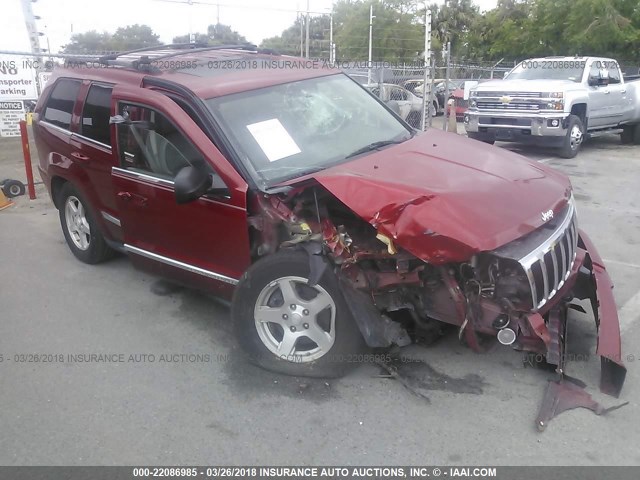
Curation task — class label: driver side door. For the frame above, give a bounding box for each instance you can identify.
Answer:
[110,85,251,297]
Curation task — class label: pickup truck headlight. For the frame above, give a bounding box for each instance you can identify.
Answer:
[470,90,479,98]
[469,99,477,108]
[546,100,564,111]
[547,92,564,99]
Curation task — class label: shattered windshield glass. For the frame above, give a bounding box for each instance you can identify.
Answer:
[206,74,411,187]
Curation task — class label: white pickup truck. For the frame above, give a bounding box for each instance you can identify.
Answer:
[464,56,640,158]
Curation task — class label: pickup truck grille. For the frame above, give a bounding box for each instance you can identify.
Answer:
[492,200,578,311]
[486,91,543,98]
[477,102,540,111]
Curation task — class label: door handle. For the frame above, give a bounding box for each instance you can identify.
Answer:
[133,195,148,207]
[621,89,627,94]
[117,191,133,202]
[603,90,610,94]
[71,151,90,161]
[118,191,147,207]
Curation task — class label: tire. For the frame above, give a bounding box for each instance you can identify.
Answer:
[58,182,113,264]
[406,111,421,129]
[622,124,640,145]
[621,125,634,144]
[467,132,495,145]
[2,180,26,198]
[232,249,366,378]
[558,115,584,159]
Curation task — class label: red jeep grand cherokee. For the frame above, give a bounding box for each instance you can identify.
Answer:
[33,44,625,410]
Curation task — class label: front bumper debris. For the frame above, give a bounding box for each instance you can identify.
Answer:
[534,229,627,429]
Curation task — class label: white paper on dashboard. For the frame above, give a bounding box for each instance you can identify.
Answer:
[246,118,301,162]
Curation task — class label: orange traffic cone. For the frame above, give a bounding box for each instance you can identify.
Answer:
[0,189,14,211]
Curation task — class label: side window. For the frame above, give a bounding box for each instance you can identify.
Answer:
[43,79,81,130]
[609,66,621,84]
[81,84,112,146]
[588,62,600,81]
[390,88,407,101]
[117,103,215,182]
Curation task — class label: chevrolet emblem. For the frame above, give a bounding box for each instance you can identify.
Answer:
[500,95,512,104]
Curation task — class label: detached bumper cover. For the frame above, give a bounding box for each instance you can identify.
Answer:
[579,229,627,397]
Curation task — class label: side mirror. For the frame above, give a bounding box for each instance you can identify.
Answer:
[174,165,212,204]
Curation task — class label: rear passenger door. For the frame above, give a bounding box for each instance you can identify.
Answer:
[110,85,251,296]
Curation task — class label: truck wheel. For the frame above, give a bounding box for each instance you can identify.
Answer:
[232,249,366,378]
[2,180,26,198]
[58,183,113,264]
[558,115,584,159]
[467,132,495,145]
[622,124,640,145]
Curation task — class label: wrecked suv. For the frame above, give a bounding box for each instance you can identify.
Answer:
[33,45,625,416]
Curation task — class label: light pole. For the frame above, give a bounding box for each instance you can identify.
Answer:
[421,6,432,130]
[367,4,374,84]
[305,0,310,58]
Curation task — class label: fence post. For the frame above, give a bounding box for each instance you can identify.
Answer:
[19,120,37,200]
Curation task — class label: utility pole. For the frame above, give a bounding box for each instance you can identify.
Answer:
[299,12,304,57]
[21,0,42,56]
[305,0,310,58]
[443,41,451,131]
[329,12,334,65]
[421,6,432,130]
[367,4,374,84]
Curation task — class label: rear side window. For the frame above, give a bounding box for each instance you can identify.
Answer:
[43,79,81,130]
[81,84,112,146]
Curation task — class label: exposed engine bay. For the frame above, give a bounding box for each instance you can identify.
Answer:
[248,183,627,430]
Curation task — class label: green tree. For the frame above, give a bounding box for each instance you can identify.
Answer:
[173,23,248,46]
[333,0,424,62]
[63,24,161,53]
[109,24,161,51]
[62,31,114,54]
[261,15,331,57]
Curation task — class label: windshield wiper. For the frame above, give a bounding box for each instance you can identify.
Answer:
[345,134,413,160]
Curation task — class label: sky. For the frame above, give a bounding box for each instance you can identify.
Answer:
[0,0,498,54]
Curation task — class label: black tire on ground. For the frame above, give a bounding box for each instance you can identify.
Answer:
[621,125,634,144]
[406,111,421,129]
[58,182,113,264]
[621,123,640,145]
[558,115,585,159]
[467,132,495,145]
[2,179,26,198]
[232,249,367,378]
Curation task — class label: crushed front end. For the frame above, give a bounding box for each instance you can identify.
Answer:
[250,184,626,429]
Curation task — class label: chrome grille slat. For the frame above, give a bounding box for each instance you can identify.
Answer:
[492,199,578,311]
[550,244,559,297]
[559,236,568,282]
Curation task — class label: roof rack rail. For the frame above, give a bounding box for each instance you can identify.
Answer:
[94,43,262,71]
[98,42,210,62]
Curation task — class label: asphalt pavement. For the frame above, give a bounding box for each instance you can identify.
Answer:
[1,131,639,466]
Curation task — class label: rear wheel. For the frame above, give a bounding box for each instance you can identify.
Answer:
[232,250,366,377]
[621,124,640,145]
[558,115,584,158]
[58,183,113,264]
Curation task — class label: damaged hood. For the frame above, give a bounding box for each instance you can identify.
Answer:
[311,129,571,263]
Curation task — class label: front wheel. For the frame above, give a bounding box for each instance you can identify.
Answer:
[232,250,366,377]
[558,115,584,159]
[58,183,113,264]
